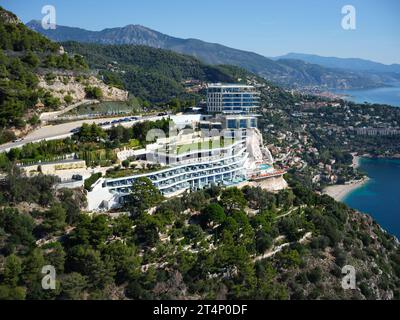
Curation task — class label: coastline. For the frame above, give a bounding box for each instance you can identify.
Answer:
[351,153,361,169]
[323,177,369,202]
[323,154,367,202]
[332,84,400,107]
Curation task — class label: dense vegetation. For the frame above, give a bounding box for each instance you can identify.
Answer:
[0,170,399,300]
[0,7,88,143]
[0,5,300,143]
[62,41,296,107]
[1,120,171,168]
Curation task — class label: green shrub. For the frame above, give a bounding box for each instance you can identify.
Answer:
[0,130,16,144]
[28,115,40,126]
[64,95,73,104]
[84,173,102,191]
[85,86,103,100]
[307,267,322,284]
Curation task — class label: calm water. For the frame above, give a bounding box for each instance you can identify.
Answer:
[333,85,400,107]
[344,158,400,238]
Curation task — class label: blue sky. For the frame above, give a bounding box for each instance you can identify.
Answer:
[1,0,399,64]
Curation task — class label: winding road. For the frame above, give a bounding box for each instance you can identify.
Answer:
[0,114,201,153]
[0,115,164,153]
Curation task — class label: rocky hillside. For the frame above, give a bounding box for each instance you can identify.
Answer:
[0,7,127,144]
[269,204,400,300]
[37,74,128,104]
[0,168,399,300]
[0,7,21,24]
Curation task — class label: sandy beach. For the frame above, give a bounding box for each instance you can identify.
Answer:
[323,177,369,202]
[323,154,368,202]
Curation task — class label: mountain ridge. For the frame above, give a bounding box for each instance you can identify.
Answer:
[26,20,399,90]
[60,41,298,106]
[275,52,400,74]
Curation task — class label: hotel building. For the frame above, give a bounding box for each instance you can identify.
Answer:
[88,84,279,211]
[207,83,260,115]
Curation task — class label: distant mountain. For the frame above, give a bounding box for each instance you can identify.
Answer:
[26,20,398,89]
[275,53,400,74]
[0,6,294,140]
[26,20,287,75]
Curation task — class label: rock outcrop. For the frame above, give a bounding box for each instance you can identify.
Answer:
[0,7,21,25]
[37,74,129,105]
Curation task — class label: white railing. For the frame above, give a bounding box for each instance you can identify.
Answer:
[107,154,249,191]
[106,148,248,184]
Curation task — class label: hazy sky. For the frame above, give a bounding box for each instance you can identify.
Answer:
[1,0,399,64]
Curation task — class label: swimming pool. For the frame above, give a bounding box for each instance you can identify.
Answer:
[259,164,272,170]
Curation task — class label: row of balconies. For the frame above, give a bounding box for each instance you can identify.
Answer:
[155,167,244,194]
[110,166,245,196]
[154,164,241,189]
[106,152,248,189]
[107,158,246,193]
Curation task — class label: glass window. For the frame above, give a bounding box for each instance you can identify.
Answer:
[227,119,237,129]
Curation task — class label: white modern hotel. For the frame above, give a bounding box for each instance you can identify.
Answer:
[88,84,279,211]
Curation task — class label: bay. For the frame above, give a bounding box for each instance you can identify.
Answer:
[344,158,400,239]
[333,84,400,107]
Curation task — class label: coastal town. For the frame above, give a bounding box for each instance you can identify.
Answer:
[258,96,400,198]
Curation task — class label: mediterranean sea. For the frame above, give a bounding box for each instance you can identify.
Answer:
[333,84,400,107]
[343,158,400,239]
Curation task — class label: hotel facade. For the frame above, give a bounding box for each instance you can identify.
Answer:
[88,84,279,211]
[206,83,260,115]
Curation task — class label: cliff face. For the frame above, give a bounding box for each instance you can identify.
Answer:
[37,74,129,104]
[267,209,400,300]
[0,5,129,142]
